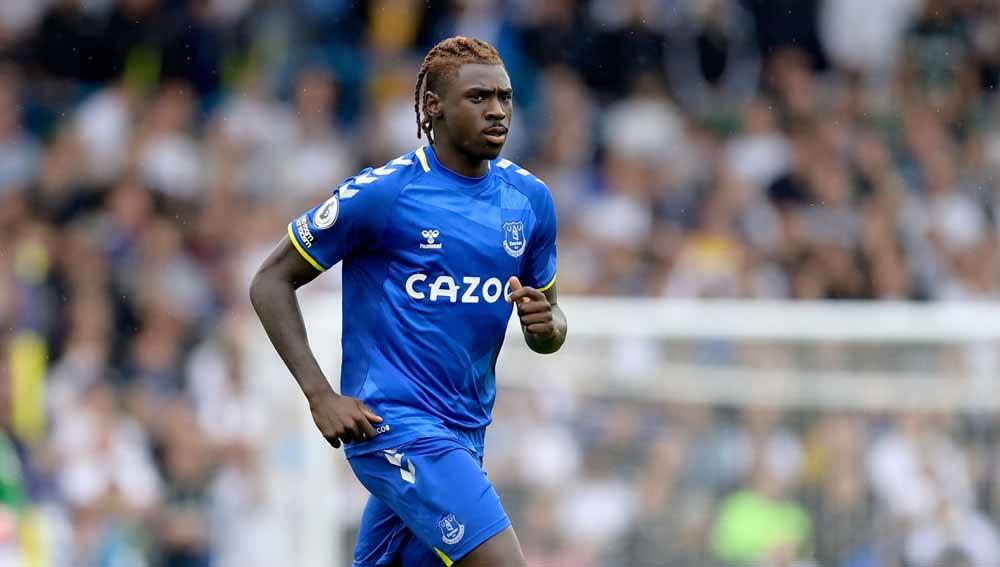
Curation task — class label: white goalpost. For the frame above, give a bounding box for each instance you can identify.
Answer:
[243,295,1000,566]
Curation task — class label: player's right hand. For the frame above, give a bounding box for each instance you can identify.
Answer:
[308,392,383,449]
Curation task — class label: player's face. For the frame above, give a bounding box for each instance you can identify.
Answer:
[440,63,512,160]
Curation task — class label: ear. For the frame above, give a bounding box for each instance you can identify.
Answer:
[424,90,442,119]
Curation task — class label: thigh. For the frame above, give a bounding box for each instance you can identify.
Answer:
[454,525,526,567]
[348,437,512,566]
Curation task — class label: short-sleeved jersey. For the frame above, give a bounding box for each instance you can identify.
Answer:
[288,145,557,457]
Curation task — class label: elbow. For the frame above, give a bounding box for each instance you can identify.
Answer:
[250,266,299,314]
[250,256,305,305]
[249,270,270,313]
[537,339,565,355]
[531,344,560,355]
[528,327,566,355]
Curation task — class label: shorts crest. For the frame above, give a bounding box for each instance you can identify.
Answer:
[438,513,465,545]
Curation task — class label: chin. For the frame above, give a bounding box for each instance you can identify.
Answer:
[478,142,505,159]
[458,139,504,161]
[482,146,504,160]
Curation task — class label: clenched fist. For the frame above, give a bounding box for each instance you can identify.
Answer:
[506,276,557,338]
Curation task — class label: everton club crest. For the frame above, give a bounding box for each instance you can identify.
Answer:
[438,513,465,545]
[502,221,526,258]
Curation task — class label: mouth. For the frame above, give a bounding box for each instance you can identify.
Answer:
[482,126,508,145]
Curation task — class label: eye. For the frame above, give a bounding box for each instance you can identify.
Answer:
[500,93,512,103]
[469,94,484,103]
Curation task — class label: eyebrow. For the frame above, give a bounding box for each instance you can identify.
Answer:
[465,86,513,94]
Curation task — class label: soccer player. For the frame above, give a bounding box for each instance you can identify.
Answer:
[249,36,566,567]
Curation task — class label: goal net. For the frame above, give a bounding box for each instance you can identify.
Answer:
[245,296,1000,567]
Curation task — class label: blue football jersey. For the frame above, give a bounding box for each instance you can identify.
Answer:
[287,145,557,456]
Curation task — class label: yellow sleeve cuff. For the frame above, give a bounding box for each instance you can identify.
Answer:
[287,223,326,272]
[537,273,557,292]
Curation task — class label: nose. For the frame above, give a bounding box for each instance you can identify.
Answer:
[485,96,506,121]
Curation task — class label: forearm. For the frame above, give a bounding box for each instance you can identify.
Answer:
[249,273,333,399]
[524,304,566,354]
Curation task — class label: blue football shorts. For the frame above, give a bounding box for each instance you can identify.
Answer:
[348,434,511,566]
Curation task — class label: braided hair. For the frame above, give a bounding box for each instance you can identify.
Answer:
[414,36,503,144]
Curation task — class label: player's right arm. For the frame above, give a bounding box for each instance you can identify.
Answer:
[249,237,382,448]
[250,167,401,448]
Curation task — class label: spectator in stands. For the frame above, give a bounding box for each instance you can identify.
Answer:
[802,415,877,567]
[710,455,813,566]
[0,67,37,197]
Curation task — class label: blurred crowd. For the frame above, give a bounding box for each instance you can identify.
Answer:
[481,394,1000,567]
[3,0,1000,565]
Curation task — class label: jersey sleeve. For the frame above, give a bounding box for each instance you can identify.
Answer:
[287,168,399,271]
[522,189,558,291]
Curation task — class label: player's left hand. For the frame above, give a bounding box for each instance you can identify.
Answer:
[506,276,556,337]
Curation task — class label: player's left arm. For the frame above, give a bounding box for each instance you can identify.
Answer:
[507,184,566,354]
[507,276,566,354]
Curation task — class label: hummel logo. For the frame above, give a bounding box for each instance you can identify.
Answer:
[420,229,442,250]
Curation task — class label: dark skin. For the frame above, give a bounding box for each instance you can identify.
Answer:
[425,63,513,176]
[250,62,565,567]
[249,247,381,449]
[425,63,566,354]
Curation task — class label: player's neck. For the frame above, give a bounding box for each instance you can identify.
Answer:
[431,140,489,178]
